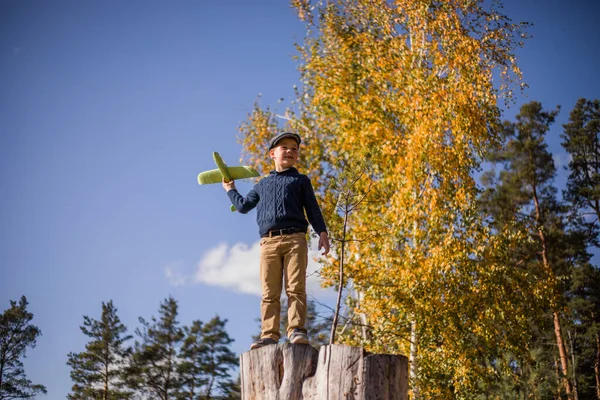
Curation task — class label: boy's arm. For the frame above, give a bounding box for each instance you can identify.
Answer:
[223,180,259,214]
[302,178,330,255]
[302,178,327,234]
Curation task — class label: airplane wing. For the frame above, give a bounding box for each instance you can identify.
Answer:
[228,166,260,180]
[197,166,259,185]
[197,169,223,185]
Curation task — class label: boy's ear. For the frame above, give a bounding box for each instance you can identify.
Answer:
[269,149,275,159]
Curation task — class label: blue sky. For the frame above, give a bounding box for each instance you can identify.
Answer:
[1,1,599,398]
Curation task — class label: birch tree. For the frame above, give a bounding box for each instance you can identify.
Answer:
[238,0,540,396]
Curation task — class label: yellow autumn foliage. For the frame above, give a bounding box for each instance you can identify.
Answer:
[239,1,547,397]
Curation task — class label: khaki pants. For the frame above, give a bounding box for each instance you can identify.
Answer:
[259,232,308,341]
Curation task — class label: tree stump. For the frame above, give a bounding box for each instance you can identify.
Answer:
[239,344,408,399]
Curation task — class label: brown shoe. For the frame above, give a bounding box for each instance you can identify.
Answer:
[250,337,277,350]
[289,329,309,345]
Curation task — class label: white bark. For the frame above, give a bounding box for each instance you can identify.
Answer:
[409,318,419,399]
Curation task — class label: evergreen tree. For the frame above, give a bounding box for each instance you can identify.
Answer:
[66,300,132,400]
[480,101,579,398]
[562,98,600,399]
[220,375,241,400]
[126,297,183,400]
[177,321,209,400]
[0,296,46,400]
[177,316,239,400]
[304,300,332,348]
[561,98,600,247]
[565,260,600,400]
[475,347,558,400]
[198,317,237,399]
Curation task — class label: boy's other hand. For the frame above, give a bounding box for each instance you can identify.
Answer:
[222,179,236,192]
[318,232,330,256]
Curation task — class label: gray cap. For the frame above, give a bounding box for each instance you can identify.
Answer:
[268,132,301,150]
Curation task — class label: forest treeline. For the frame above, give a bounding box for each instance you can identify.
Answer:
[0,295,333,400]
[1,296,241,400]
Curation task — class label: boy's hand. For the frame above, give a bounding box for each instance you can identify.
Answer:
[222,179,236,192]
[318,232,330,256]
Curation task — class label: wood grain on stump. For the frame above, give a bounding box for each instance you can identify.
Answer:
[240,344,408,399]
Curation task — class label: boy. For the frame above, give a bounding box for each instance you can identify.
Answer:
[222,132,330,349]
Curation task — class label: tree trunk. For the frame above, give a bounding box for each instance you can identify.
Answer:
[104,361,109,400]
[356,290,369,341]
[567,330,579,400]
[409,318,419,400]
[240,344,408,399]
[532,181,573,398]
[553,311,573,398]
[595,331,600,400]
[330,206,349,345]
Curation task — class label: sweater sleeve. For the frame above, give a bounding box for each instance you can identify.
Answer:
[227,188,259,214]
[302,177,327,235]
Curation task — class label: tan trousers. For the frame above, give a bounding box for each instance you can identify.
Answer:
[259,232,308,341]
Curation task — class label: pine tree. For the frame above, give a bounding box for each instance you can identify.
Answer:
[198,317,237,399]
[220,375,241,400]
[304,300,332,348]
[480,101,577,398]
[561,97,600,400]
[475,347,558,400]
[178,317,238,400]
[126,296,183,400]
[66,300,132,400]
[177,320,209,400]
[0,296,46,400]
[561,98,600,247]
[566,259,600,400]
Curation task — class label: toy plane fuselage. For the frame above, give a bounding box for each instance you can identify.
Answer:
[197,152,260,185]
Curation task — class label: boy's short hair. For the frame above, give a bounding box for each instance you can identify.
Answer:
[269,132,301,150]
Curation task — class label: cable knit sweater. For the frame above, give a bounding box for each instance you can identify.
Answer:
[227,167,327,238]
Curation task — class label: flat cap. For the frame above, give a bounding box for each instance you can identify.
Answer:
[268,132,301,150]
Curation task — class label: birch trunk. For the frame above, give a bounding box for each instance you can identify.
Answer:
[409,319,419,399]
[356,290,369,341]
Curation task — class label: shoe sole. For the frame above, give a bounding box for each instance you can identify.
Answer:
[250,341,276,350]
[290,336,309,345]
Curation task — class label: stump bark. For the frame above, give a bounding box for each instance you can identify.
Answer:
[240,344,408,399]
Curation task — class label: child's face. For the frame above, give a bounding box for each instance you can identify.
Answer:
[270,137,299,171]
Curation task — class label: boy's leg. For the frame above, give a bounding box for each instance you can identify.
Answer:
[282,233,308,339]
[259,237,283,341]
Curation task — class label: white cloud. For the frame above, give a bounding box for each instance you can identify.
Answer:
[194,241,262,295]
[192,237,332,298]
[553,152,572,170]
[165,262,186,286]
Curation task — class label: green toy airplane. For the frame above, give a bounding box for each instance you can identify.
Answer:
[197,152,260,211]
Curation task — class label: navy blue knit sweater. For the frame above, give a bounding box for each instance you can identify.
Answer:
[227,167,327,238]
